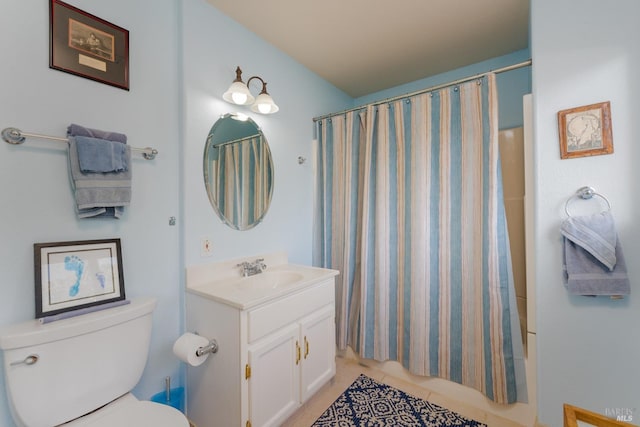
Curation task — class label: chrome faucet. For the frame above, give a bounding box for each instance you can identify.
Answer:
[237,258,267,277]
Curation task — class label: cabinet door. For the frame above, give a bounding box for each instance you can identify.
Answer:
[299,305,336,402]
[248,323,300,427]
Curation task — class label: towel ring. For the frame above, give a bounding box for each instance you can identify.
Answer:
[564,186,611,217]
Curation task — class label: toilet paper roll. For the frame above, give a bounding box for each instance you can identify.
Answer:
[173,333,210,367]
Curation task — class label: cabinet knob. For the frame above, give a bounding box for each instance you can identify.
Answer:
[295,341,301,365]
[304,336,309,359]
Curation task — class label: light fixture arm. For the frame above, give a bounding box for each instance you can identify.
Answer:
[247,75,269,95]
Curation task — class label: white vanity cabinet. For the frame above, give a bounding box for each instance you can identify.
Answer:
[185,266,336,427]
[247,295,335,427]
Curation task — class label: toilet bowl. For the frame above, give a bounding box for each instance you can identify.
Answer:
[0,297,189,427]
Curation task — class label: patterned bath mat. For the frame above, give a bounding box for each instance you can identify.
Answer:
[311,374,487,427]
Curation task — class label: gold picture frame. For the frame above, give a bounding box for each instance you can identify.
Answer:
[558,101,613,159]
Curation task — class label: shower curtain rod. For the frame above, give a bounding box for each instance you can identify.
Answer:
[211,133,262,149]
[312,59,532,122]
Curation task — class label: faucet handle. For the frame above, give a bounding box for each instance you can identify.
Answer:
[236,261,251,277]
[254,258,267,272]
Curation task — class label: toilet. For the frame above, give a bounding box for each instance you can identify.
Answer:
[0,297,189,427]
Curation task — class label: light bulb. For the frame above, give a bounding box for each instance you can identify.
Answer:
[257,103,271,114]
[231,92,248,105]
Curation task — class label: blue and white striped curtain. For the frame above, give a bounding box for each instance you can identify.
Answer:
[207,135,270,228]
[313,74,527,403]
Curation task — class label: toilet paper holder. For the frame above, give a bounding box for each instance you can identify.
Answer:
[195,338,218,357]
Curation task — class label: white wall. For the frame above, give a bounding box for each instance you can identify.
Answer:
[180,0,351,268]
[532,0,640,425]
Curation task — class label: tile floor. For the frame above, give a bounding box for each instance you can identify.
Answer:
[281,356,533,427]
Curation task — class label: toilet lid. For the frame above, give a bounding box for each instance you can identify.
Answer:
[64,394,189,427]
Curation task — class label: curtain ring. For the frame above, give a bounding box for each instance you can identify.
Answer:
[564,186,611,217]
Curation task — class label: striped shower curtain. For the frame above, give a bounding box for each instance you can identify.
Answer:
[205,135,271,229]
[313,74,527,403]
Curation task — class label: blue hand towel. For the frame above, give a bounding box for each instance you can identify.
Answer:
[561,211,617,270]
[68,137,131,219]
[67,123,127,144]
[75,136,128,173]
[561,212,630,296]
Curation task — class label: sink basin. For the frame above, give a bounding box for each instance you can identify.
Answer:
[187,257,340,309]
[235,270,304,290]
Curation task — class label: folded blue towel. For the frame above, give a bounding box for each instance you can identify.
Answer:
[68,123,127,144]
[68,137,131,219]
[561,212,630,296]
[561,211,617,270]
[75,136,128,173]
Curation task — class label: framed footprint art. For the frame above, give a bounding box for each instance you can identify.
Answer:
[34,238,125,318]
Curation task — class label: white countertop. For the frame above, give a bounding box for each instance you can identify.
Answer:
[186,263,338,310]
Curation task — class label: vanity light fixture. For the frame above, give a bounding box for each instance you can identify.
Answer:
[222,66,279,114]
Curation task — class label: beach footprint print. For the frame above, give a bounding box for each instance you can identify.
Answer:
[64,255,85,297]
[96,272,106,289]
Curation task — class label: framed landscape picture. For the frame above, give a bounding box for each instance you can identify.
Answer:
[50,0,129,90]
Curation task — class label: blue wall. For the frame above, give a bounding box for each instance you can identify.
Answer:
[532,0,640,425]
[0,1,182,425]
[179,0,352,268]
[354,49,531,130]
[0,1,350,426]
[0,1,531,426]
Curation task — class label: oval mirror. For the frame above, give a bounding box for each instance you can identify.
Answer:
[203,113,274,230]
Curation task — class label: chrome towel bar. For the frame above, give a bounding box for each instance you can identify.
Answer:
[2,127,158,160]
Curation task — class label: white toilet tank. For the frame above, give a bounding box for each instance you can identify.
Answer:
[0,297,157,427]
